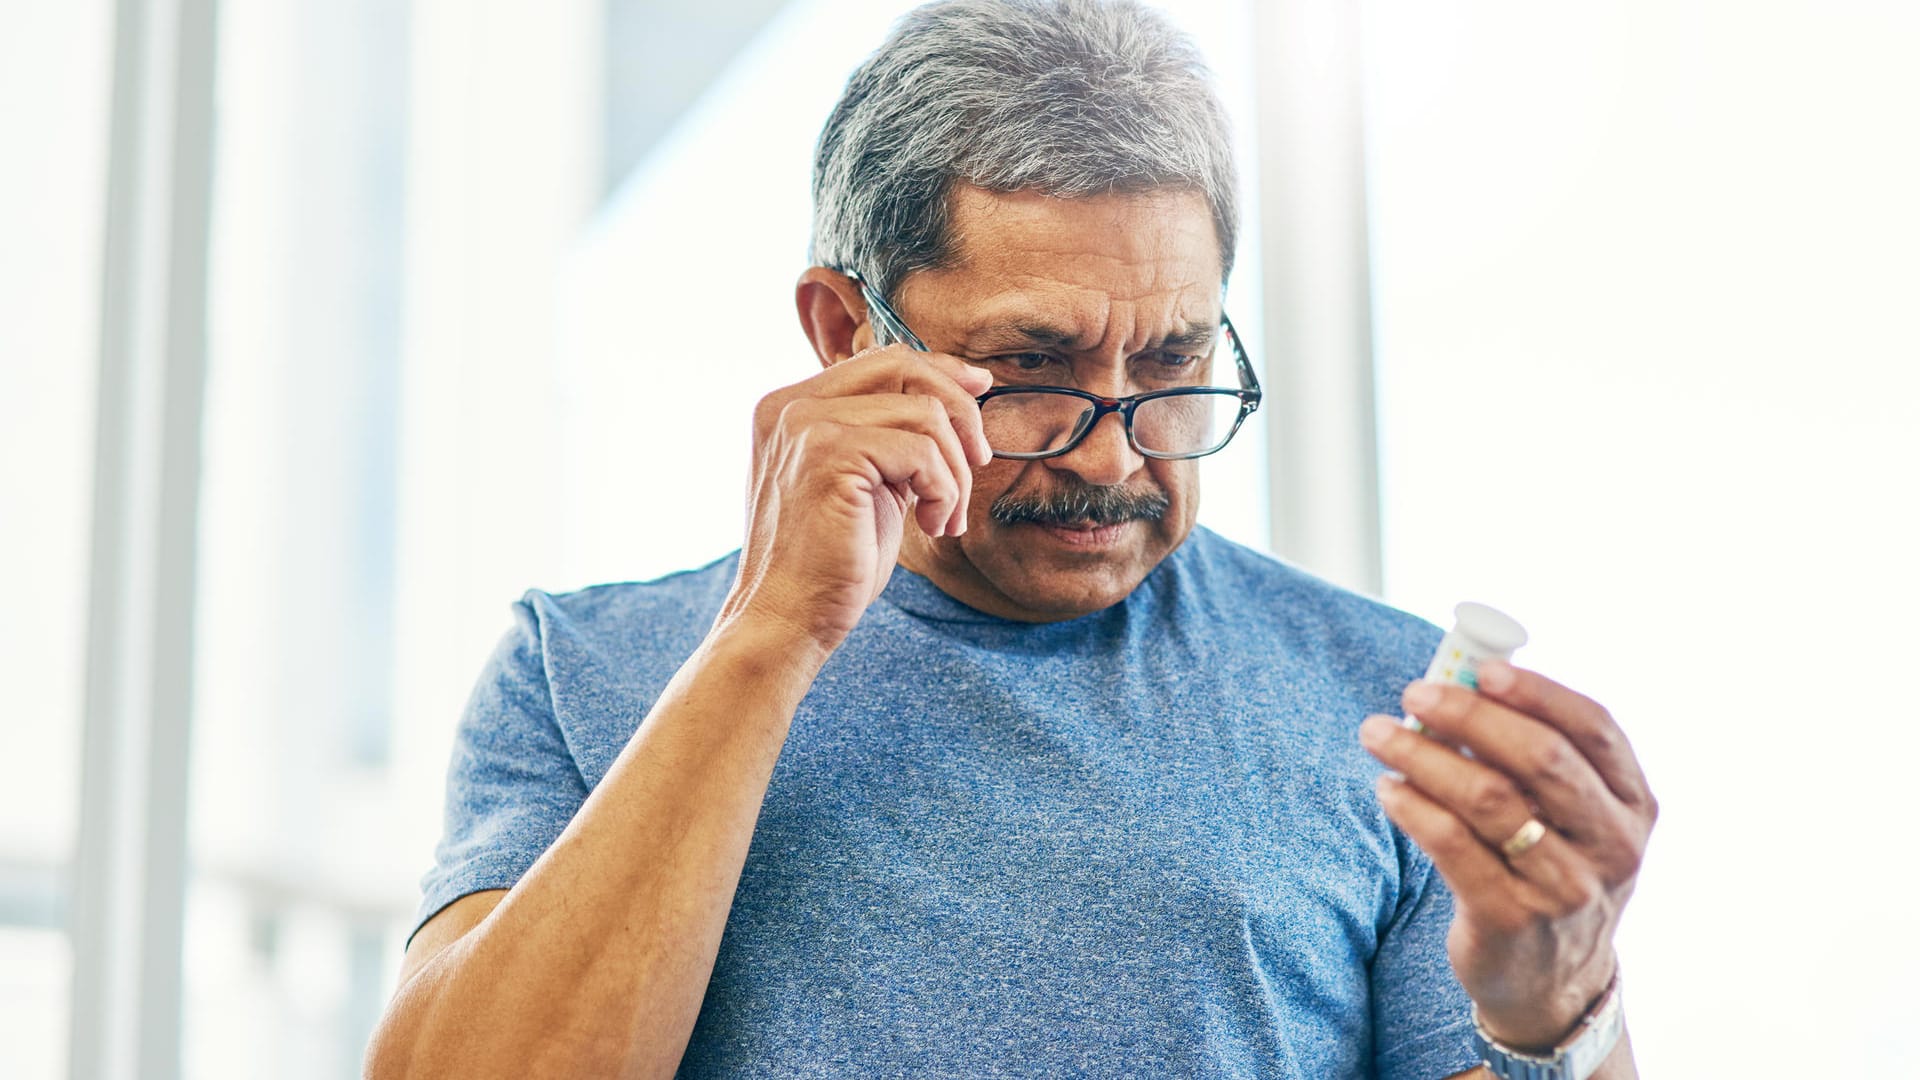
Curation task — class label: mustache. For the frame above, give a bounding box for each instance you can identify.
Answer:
[989,483,1171,528]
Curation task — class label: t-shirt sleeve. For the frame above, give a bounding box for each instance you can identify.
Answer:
[1370,830,1482,1079]
[410,596,591,944]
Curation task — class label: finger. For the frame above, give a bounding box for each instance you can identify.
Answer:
[916,349,996,397]
[1401,681,1628,848]
[1477,661,1656,814]
[901,355,994,469]
[785,396,973,536]
[1362,715,1601,910]
[816,347,993,466]
[826,425,963,538]
[1373,773,1540,924]
[759,349,989,464]
[823,394,973,536]
[1376,774,1618,992]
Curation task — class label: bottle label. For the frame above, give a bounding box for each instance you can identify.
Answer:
[1423,628,1503,691]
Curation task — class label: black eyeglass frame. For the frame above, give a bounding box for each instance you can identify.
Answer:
[844,270,1263,462]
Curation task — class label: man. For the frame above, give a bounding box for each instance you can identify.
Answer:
[366,1,1654,1076]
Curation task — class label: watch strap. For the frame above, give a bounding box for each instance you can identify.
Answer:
[1470,972,1624,1080]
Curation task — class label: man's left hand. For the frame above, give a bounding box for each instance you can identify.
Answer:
[1359,661,1657,1050]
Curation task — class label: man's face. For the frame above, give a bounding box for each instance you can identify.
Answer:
[887,184,1226,622]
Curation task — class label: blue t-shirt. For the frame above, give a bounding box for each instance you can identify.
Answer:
[417,527,1480,1078]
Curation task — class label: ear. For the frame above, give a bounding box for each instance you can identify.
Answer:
[796,266,877,369]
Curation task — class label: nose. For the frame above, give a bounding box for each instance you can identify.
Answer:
[1043,405,1144,487]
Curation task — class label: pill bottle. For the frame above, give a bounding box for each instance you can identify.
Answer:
[1405,602,1528,733]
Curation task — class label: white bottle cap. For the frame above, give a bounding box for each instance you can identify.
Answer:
[1452,601,1528,656]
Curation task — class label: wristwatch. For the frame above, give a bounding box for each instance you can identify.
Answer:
[1470,973,1624,1080]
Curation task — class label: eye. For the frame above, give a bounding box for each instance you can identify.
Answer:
[1150,351,1204,372]
[994,352,1057,372]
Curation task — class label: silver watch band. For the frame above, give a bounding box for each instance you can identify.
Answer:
[1470,973,1624,1080]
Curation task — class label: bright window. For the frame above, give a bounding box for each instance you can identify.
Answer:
[0,4,112,1078]
[1364,1,1920,1072]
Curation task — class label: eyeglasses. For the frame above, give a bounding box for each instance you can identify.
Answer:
[846,271,1262,461]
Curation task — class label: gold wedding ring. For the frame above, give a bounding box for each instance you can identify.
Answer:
[1500,818,1548,858]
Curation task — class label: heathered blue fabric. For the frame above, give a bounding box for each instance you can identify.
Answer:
[417,526,1481,1078]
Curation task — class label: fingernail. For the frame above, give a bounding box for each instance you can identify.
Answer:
[1479,661,1514,692]
[1359,714,1394,749]
[1403,681,1440,712]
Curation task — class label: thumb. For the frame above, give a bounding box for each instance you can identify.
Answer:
[956,364,993,395]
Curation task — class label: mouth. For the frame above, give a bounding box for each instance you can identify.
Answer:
[1032,520,1129,548]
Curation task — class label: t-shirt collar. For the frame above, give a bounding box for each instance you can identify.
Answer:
[877,551,1174,627]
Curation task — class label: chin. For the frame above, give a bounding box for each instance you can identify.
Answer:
[997,571,1136,619]
[966,520,1178,619]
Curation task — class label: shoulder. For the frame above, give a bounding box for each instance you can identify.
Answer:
[519,550,741,646]
[507,552,741,783]
[1168,527,1441,685]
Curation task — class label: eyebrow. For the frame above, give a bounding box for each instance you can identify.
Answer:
[960,319,1219,354]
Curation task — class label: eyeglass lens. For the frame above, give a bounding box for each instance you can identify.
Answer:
[978,390,1244,457]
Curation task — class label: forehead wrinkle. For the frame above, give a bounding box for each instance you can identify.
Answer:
[958,310,1221,356]
[941,189,1218,291]
[904,187,1227,356]
[955,282,1219,356]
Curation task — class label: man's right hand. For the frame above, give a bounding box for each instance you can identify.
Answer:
[722,345,994,651]
[368,347,992,1080]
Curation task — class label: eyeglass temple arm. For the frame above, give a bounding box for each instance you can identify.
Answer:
[1220,312,1260,399]
[843,270,931,352]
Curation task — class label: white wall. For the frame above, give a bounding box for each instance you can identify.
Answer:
[1364,1,1920,1071]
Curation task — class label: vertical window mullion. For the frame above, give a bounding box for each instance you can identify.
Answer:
[68,1,219,1078]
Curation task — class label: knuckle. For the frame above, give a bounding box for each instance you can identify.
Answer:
[1525,894,1568,927]
[1526,739,1578,790]
[923,443,958,495]
[753,392,788,434]
[1432,814,1479,858]
[1583,722,1622,762]
[775,397,814,432]
[1376,723,1411,757]
[1596,812,1639,855]
[1561,874,1601,913]
[919,430,948,466]
[1464,775,1516,822]
[1461,691,1503,732]
[1425,686,1473,731]
[1499,668,1541,710]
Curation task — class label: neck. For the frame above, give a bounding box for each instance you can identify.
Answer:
[895,531,1061,623]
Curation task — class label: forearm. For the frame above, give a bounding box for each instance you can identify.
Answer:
[369,619,829,1079]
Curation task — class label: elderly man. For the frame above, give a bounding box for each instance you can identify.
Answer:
[366,1,1653,1077]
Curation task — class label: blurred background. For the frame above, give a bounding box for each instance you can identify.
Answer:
[2,0,1915,1076]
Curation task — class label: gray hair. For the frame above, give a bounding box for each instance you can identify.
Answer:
[809,0,1239,306]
